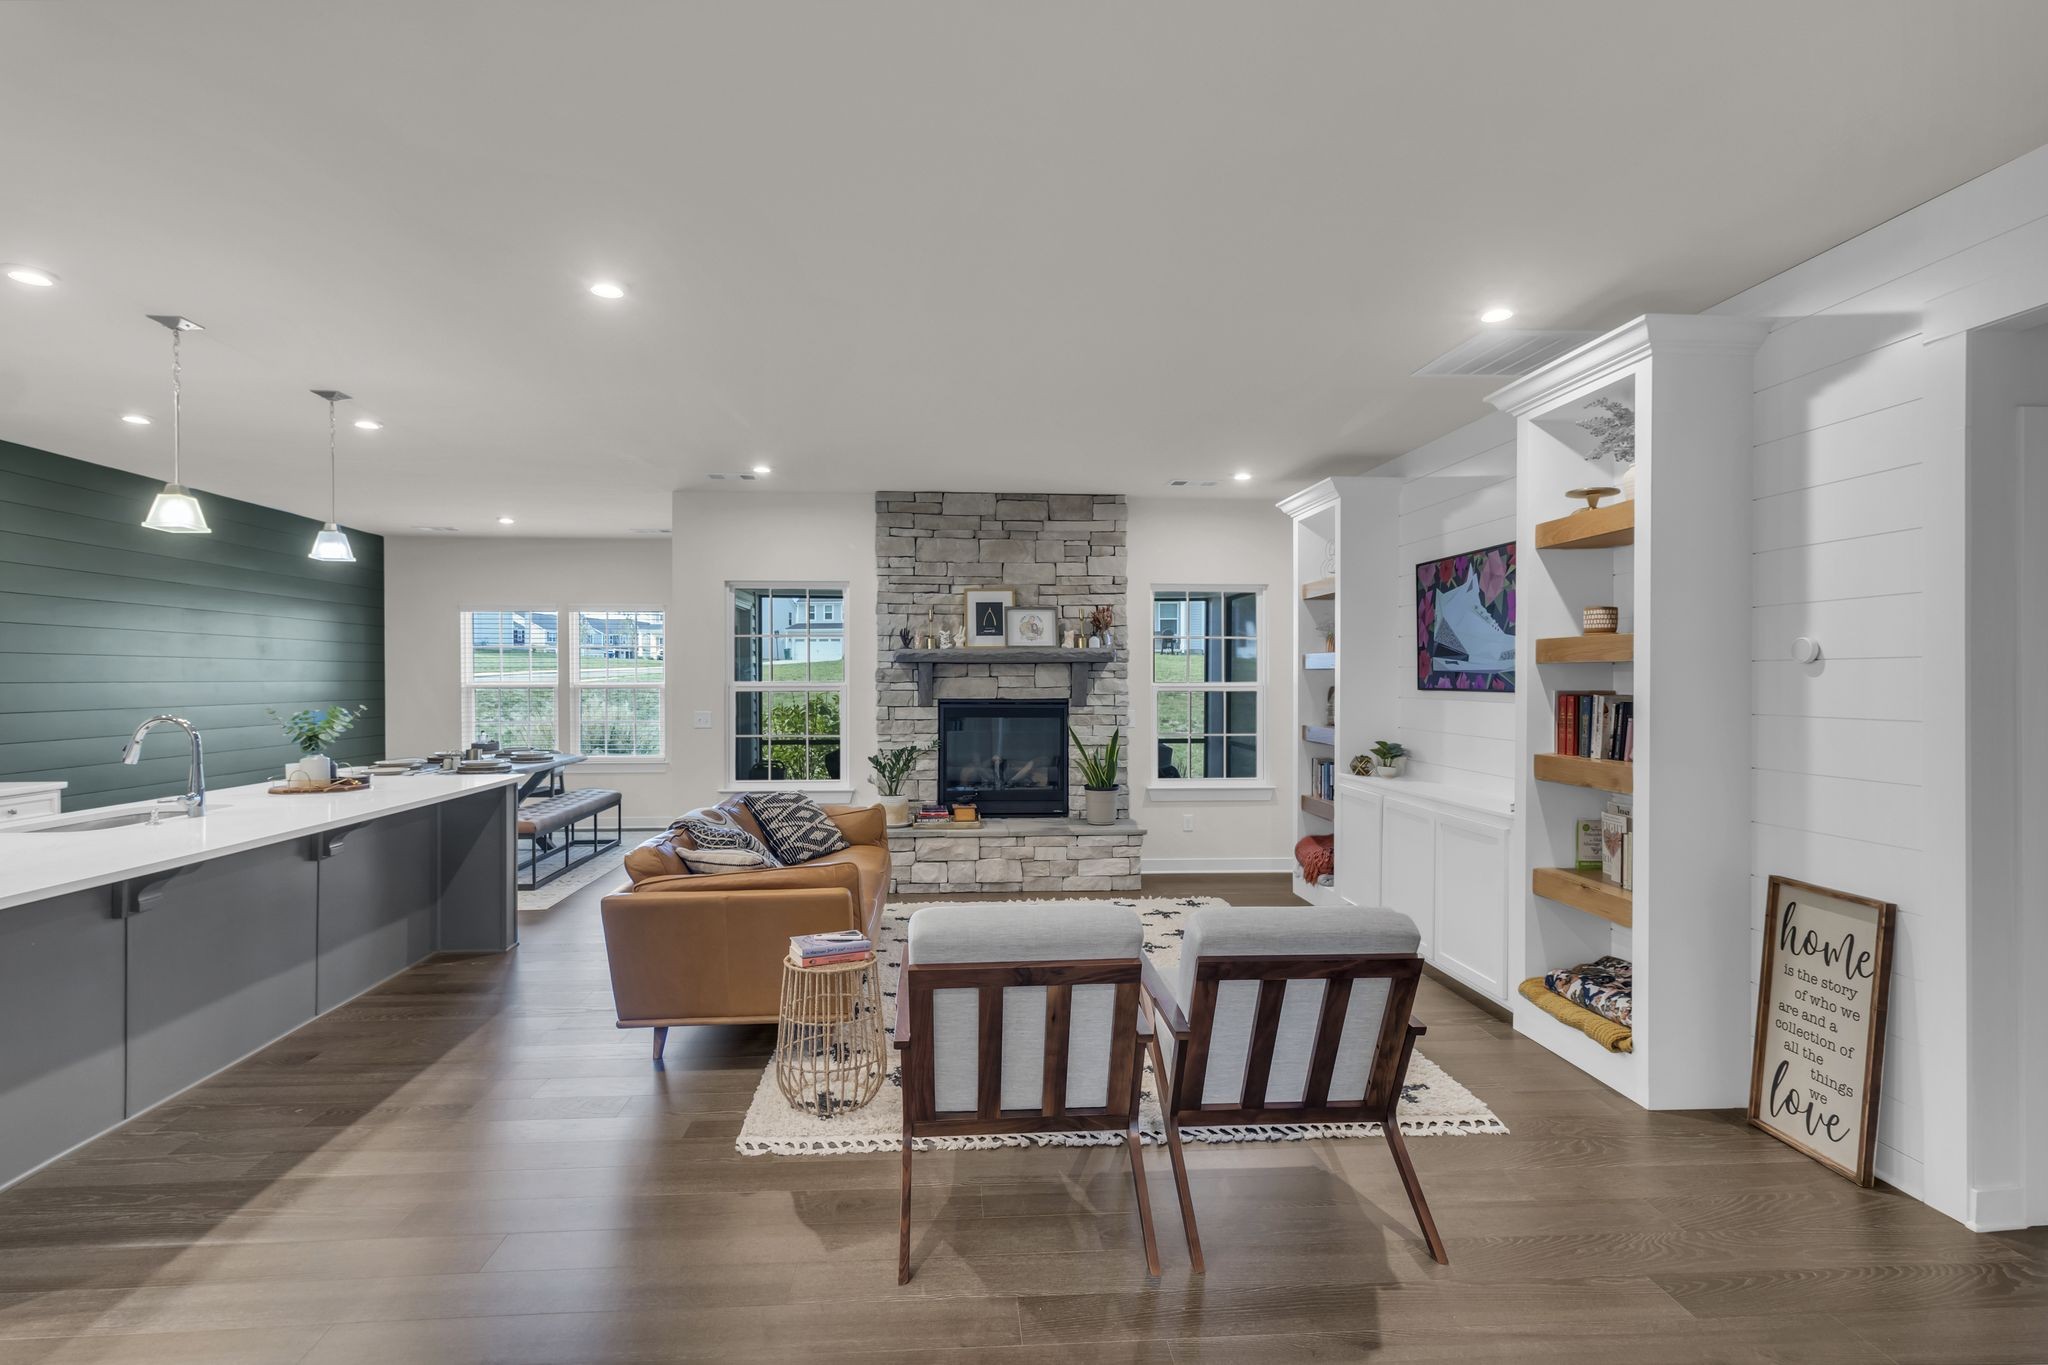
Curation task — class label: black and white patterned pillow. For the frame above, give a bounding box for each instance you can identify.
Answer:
[743,791,851,864]
[671,810,781,866]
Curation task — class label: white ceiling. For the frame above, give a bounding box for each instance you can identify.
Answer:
[5,1,2048,537]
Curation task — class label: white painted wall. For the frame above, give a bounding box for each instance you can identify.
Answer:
[1126,496,1297,872]
[382,536,674,823]
[1365,412,1519,800]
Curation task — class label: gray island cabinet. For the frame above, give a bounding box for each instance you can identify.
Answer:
[0,777,516,1188]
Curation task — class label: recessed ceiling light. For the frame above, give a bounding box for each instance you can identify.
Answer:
[1479,306,1515,324]
[353,419,382,431]
[497,516,516,525]
[4,265,56,288]
[589,281,626,299]
[751,463,772,475]
[121,413,151,425]
[1233,471,1252,482]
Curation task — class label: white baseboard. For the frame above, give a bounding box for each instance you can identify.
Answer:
[1966,1182,2030,1232]
[1141,856,1293,875]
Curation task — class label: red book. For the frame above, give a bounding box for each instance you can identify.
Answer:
[792,950,875,968]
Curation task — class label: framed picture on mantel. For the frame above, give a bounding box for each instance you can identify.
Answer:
[962,587,1015,648]
[1747,875,1896,1186]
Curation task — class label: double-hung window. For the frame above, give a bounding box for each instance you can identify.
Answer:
[730,584,845,786]
[1152,588,1262,781]
[460,608,665,758]
[571,610,666,758]
[461,609,561,749]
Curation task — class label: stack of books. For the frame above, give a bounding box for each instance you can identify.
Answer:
[789,930,874,968]
[1554,691,1634,762]
[1307,757,1337,800]
[912,805,955,826]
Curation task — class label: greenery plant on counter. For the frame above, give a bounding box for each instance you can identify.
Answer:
[1370,739,1407,764]
[269,704,370,756]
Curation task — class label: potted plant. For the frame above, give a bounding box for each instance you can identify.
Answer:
[1070,726,1122,825]
[1369,739,1406,778]
[867,743,925,827]
[269,704,369,784]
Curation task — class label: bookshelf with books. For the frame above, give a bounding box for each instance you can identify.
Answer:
[1488,314,1763,1109]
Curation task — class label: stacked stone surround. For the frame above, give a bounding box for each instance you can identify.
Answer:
[875,491,1140,893]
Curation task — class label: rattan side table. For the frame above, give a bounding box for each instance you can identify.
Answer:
[774,952,887,1116]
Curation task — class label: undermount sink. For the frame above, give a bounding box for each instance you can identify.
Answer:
[5,808,177,833]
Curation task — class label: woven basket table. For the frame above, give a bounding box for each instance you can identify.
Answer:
[774,952,887,1116]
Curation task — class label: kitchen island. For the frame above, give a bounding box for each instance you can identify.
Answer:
[0,773,519,1189]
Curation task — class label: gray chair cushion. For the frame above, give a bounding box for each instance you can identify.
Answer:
[907,902,1143,1114]
[1167,905,1420,1108]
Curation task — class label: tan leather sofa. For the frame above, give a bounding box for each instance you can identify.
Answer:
[600,799,890,1052]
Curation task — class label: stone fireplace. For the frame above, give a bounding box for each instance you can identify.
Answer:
[875,491,1143,893]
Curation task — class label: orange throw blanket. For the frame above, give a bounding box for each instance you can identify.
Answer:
[1294,834,1334,884]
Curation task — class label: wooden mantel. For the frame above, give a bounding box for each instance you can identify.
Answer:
[890,647,1115,707]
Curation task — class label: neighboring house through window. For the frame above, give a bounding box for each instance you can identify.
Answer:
[460,608,665,758]
[1151,588,1262,781]
[462,609,559,749]
[730,584,846,786]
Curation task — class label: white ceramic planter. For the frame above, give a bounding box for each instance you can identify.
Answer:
[288,755,335,785]
[880,795,912,827]
[1372,756,1405,779]
[1083,787,1118,825]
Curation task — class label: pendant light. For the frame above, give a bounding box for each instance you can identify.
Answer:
[140,315,211,534]
[307,389,355,562]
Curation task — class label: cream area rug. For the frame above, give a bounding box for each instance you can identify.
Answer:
[517,845,630,912]
[735,897,1507,1156]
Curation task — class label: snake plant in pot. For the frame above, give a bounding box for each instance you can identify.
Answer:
[1069,726,1122,826]
[867,744,925,827]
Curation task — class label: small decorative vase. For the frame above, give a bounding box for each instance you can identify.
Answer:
[880,795,911,827]
[1349,754,1373,778]
[1620,465,1638,500]
[290,755,335,785]
[1084,787,1117,826]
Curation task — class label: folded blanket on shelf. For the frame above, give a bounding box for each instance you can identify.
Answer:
[1293,834,1334,884]
[1518,978,1634,1053]
[1544,954,1633,1027]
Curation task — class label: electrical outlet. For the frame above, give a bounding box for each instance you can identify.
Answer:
[1182,814,1195,833]
[693,711,714,729]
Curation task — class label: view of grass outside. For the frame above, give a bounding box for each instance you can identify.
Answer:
[733,586,845,781]
[1152,588,1261,779]
[461,609,666,755]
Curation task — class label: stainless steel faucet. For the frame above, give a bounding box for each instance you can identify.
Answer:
[120,715,207,817]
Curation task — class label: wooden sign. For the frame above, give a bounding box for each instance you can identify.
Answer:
[1748,876,1896,1185]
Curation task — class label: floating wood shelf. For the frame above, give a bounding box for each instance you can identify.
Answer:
[1300,794,1334,821]
[891,647,1113,707]
[1533,867,1633,928]
[1536,633,1634,664]
[1300,577,1337,602]
[1302,725,1334,746]
[1302,651,1337,670]
[1533,753,1634,794]
[1535,501,1635,550]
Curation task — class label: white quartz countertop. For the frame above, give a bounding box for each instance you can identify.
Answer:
[0,772,518,911]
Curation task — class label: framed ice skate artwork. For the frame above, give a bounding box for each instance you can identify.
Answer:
[1416,541,1515,691]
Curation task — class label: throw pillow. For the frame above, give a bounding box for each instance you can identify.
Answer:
[670,810,782,866]
[743,791,851,864]
[678,846,777,875]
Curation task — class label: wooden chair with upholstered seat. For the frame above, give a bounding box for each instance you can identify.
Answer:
[1141,904,1448,1270]
[892,902,1196,1284]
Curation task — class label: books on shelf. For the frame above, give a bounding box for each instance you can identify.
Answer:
[1307,757,1337,801]
[1574,818,1603,873]
[1600,800,1635,892]
[789,930,873,968]
[1554,691,1633,761]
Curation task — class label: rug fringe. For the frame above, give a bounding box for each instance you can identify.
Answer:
[736,1116,1508,1156]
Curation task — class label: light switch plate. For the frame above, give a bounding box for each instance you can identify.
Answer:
[693,711,714,729]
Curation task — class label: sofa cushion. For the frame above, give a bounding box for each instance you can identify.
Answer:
[672,810,781,865]
[743,791,852,864]
[679,846,778,875]
[623,832,689,883]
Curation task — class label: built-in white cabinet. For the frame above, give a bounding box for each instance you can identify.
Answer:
[1334,774,1512,1005]
[0,783,65,824]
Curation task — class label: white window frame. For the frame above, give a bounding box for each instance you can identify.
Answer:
[459,606,669,766]
[726,581,850,793]
[1145,584,1274,798]
[566,606,668,765]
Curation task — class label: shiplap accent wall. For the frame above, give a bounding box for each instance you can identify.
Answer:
[0,440,383,809]
[1371,411,1519,797]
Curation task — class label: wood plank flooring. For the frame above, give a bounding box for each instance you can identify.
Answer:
[0,874,2038,1363]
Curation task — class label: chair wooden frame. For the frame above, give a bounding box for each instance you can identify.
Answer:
[1141,951,1447,1267]
[893,955,1194,1284]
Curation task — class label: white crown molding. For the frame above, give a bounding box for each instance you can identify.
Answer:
[1276,479,1339,519]
[1485,314,1768,417]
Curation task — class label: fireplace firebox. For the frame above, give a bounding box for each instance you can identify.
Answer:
[937,699,1069,818]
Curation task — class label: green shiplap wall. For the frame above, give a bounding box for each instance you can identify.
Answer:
[0,440,384,809]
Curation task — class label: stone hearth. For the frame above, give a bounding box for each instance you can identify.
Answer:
[875,491,1141,893]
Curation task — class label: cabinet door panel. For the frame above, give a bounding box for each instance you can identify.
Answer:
[318,807,438,1011]
[1434,813,1510,1003]
[1381,803,1436,957]
[0,887,125,1186]
[1333,782,1383,908]
[126,840,319,1113]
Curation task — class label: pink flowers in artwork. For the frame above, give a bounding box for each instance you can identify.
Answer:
[1414,539,1516,693]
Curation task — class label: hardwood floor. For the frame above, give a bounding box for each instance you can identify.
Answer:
[0,873,2039,1363]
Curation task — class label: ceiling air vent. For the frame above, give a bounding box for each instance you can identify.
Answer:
[707,472,758,481]
[1412,329,1598,379]
[1167,479,1218,488]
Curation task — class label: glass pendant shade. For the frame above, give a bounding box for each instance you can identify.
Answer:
[308,522,355,562]
[143,484,211,533]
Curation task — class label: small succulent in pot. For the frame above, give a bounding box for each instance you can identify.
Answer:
[1369,739,1407,778]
